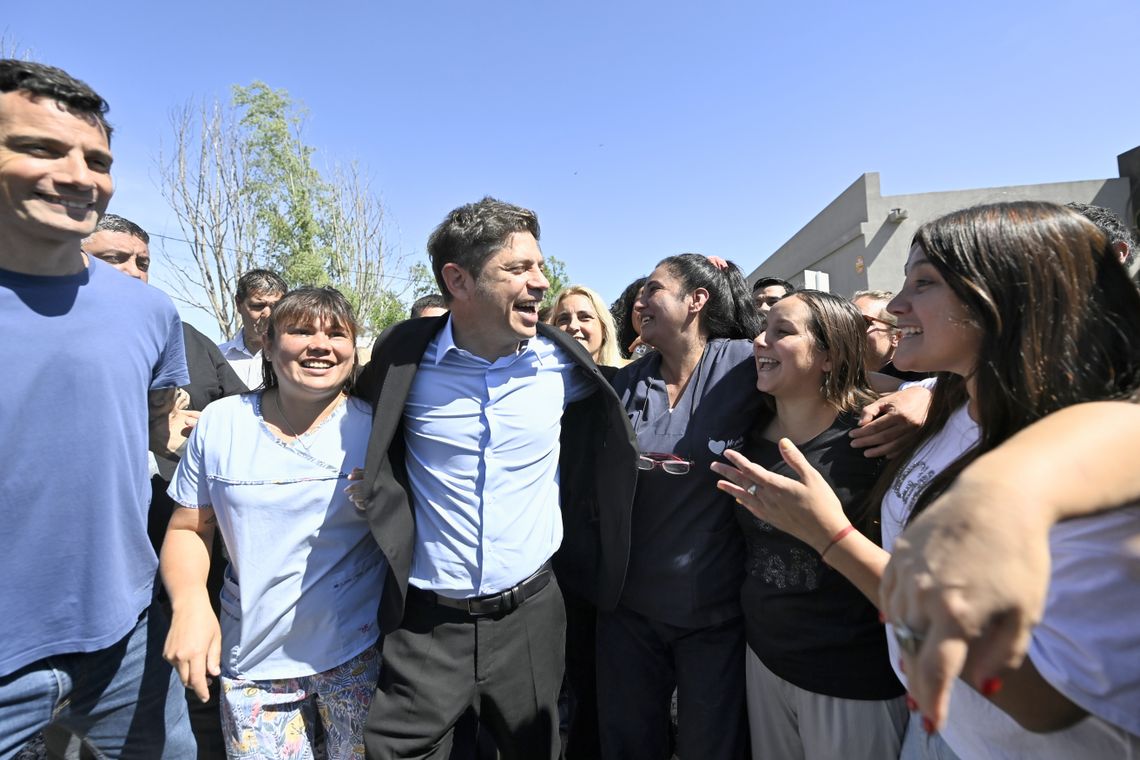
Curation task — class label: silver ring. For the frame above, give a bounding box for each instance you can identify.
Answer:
[894,622,926,657]
[746,483,759,497]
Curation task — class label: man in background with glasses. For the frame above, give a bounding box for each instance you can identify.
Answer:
[852,290,927,382]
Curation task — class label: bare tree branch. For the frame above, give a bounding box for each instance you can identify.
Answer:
[155,84,412,340]
[156,99,260,338]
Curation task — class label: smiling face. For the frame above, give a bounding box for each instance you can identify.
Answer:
[266,317,356,401]
[888,244,983,376]
[753,295,831,399]
[636,264,705,348]
[0,91,113,256]
[552,292,604,360]
[447,231,549,359]
[83,229,150,283]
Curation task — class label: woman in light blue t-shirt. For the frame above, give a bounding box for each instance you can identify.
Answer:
[162,287,385,760]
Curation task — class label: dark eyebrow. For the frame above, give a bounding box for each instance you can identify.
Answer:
[88,248,142,257]
[8,134,112,165]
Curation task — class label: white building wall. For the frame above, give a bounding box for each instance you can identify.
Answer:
[751,173,1132,298]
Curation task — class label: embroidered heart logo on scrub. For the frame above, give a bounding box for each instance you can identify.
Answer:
[708,437,743,457]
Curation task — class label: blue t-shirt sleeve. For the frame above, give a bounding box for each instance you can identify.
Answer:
[151,306,189,390]
[168,411,212,509]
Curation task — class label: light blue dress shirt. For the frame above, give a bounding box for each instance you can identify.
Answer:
[404,320,594,597]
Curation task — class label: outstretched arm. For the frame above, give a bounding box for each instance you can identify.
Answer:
[881,400,1140,731]
[849,383,932,458]
[712,442,890,604]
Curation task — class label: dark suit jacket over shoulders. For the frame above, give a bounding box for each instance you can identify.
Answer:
[356,317,637,631]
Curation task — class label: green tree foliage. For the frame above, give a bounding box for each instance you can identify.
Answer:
[159,82,410,339]
[407,261,438,299]
[232,83,328,288]
[540,254,570,309]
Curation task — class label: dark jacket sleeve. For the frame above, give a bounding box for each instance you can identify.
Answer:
[541,324,639,610]
[210,339,249,397]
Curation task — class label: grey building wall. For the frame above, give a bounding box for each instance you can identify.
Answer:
[750,156,1136,298]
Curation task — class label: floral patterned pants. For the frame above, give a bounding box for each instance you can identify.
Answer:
[220,647,379,759]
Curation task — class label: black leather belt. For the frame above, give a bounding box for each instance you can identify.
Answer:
[409,561,552,617]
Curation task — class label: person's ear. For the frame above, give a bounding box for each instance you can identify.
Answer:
[689,287,710,314]
[1113,240,1129,265]
[441,263,473,302]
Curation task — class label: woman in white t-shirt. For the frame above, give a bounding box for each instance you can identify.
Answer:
[714,201,1140,758]
[161,287,385,760]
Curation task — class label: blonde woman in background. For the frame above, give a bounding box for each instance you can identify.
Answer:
[549,285,624,367]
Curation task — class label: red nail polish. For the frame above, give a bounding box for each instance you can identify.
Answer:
[922,716,935,734]
[981,677,1003,696]
[878,611,886,624]
[905,694,917,712]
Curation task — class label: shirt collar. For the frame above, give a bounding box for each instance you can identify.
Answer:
[431,316,545,366]
[236,331,254,356]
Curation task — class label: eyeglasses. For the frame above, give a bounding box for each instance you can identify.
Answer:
[636,452,694,475]
[862,314,896,332]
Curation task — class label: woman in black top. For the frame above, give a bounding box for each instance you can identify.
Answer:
[722,290,906,759]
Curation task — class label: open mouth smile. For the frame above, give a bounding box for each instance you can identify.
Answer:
[36,193,95,210]
[897,326,923,338]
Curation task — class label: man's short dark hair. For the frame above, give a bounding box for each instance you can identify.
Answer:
[410,293,447,319]
[1066,202,1136,267]
[752,276,794,294]
[427,197,540,302]
[0,59,112,140]
[88,213,148,244]
[235,269,288,301]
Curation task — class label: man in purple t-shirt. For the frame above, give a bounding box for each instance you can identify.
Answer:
[0,59,195,757]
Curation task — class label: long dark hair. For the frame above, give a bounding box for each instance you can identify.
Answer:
[657,254,764,340]
[873,201,1140,521]
[611,276,647,359]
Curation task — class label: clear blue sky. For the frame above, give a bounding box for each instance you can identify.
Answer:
[6,0,1138,338]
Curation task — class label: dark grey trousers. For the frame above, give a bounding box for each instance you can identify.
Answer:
[364,579,565,760]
